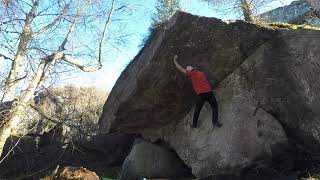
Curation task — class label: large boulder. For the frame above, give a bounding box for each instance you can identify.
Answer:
[99,11,275,133]
[307,0,320,10]
[141,48,288,177]
[85,132,135,166]
[120,139,192,180]
[259,0,320,27]
[141,29,320,176]
[238,30,320,151]
[99,11,320,177]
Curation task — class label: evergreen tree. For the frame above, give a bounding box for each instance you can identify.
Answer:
[139,0,180,48]
[202,0,277,23]
[152,0,181,27]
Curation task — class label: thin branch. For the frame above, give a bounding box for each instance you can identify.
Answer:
[36,0,59,16]
[0,18,25,25]
[0,135,23,164]
[30,104,93,137]
[60,0,115,72]
[20,59,46,103]
[58,0,93,52]
[0,53,13,61]
[35,55,58,91]
[24,145,68,178]
[33,0,72,36]
[59,12,79,51]
[115,5,127,12]
[61,54,100,72]
[0,114,41,164]
[98,0,115,64]
[0,30,22,34]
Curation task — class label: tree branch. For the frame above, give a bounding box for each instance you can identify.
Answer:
[58,11,79,51]
[33,0,72,36]
[60,0,115,72]
[1,0,40,102]
[0,53,13,61]
[35,53,60,91]
[0,135,23,164]
[98,0,115,65]
[0,18,25,26]
[30,104,93,137]
[61,54,101,72]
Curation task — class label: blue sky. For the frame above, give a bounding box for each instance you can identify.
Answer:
[66,0,296,91]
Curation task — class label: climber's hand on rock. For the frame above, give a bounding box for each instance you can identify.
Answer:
[173,54,178,61]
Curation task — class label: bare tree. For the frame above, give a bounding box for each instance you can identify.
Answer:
[0,0,123,156]
[31,86,108,142]
[201,0,278,22]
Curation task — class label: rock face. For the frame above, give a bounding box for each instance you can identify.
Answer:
[307,0,320,19]
[259,0,320,27]
[99,11,275,133]
[141,47,288,177]
[120,139,192,179]
[87,132,135,165]
[99,12,320,177]
[238,30,320,151]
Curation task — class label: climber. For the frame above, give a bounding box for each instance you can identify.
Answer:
[173,54,222,128]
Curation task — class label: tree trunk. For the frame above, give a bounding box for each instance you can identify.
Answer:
[0,102,29,157]
[1,0,39,102]
[0,59,48,157]
[240,0,255,23]
[0,50,62,156]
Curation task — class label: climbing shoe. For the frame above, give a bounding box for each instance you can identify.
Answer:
[213,122,222,127]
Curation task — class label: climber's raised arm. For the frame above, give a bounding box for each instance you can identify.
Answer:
[173,55,186,74]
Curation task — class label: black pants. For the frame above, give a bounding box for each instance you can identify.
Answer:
[192,92,218,126]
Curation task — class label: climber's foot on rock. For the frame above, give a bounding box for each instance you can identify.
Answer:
[191,124,197,128]
[213,122,222,128]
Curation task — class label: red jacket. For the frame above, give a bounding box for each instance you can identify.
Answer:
[186,70,212,95]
